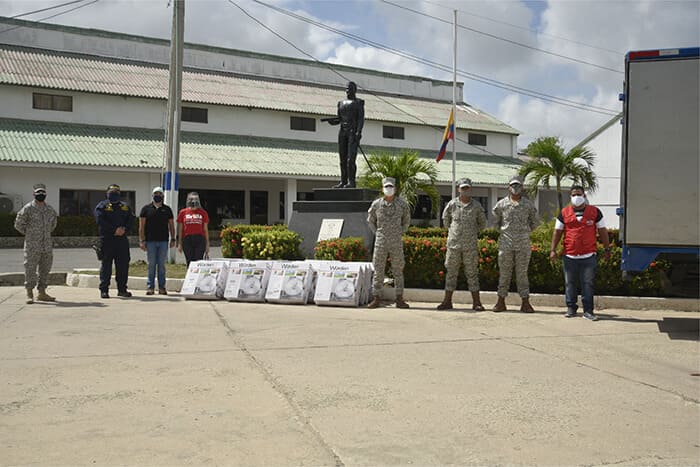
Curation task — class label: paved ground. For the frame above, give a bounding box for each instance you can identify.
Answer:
[1,286,698,466]
[0,247,224,273]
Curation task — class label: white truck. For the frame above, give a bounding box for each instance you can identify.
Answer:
[618,47,699,294]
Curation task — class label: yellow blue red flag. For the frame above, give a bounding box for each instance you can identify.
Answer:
[435,109,454,163]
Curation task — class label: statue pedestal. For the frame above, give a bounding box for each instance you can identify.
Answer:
[288,188,379,258]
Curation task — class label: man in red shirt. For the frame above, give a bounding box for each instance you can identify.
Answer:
[176,192,210,266]
[550,186,610,321]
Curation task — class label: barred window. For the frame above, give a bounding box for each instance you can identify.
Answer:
[33,93,72,112]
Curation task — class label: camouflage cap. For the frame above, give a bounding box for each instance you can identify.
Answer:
[32,183,47,193]
[457,178,472,188]
[508,175,524,186]
[382,177,396,187]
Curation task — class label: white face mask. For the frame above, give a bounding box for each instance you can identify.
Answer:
[571,195,585,207]
[383,186,395,196]
[509,184,523,195]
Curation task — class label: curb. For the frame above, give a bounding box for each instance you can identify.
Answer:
[59,272,700,313]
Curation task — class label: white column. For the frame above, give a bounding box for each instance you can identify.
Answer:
[285,178,297,225]
[489,186,499,213]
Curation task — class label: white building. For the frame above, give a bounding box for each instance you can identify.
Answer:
[575,113,623,228]
[0,17,538,228]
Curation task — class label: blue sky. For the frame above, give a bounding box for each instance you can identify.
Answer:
[2,0,699,148]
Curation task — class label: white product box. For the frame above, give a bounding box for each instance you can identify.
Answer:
[223,260,273,302]
[180,260,230,300]
[313,262,366,307]
[265,262,315,304]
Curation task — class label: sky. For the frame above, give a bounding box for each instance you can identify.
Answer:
[1,0,699,150]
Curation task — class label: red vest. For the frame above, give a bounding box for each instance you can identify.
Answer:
[562,204,598,256]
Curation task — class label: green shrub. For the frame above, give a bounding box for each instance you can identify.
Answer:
[220,224,288,258]
[478,228,500,242]
[405,226,447,238]
[1,213,137,237]
[240,229,302,260]
[314,237,369,262]
[402,236,447,288]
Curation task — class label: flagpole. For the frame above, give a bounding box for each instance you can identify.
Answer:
[451,9,457,197]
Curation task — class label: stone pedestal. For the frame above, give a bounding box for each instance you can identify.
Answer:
[288,188,379,258]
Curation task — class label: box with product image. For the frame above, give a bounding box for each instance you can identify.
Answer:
[303,260,338,304]
[180,260,230,300]
[356,262,374,305]
[223,260,273,302]
[265,262,315,304]
[313,262,366,307]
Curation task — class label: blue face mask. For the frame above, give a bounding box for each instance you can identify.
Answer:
[108,192,120,203]
[153,195,163,203]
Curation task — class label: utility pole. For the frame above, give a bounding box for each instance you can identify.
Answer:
[165,0,184,263]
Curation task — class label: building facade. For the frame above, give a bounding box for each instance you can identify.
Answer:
[0,17,539,229]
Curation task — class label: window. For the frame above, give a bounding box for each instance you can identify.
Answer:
[60,189,135,216]
[383,125,405,140]
[468,132,487,146]
[33,93,72,112]
[178,189,244,228]
[181,106,208,123]
[279,191,285,220]
[412,194,435,220]
[290,116,316,132]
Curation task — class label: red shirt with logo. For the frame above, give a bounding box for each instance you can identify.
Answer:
[177,208,209,237]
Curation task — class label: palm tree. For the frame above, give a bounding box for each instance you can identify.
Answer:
[358,150,440,216]
[520,136,598,213]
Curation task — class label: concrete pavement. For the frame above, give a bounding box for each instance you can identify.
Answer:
[0,286,698,466]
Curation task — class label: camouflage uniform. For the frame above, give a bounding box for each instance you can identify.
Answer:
[367,195,411,296]
[14,200,58,292]
[492,195,538,298]
[442,197,486,292]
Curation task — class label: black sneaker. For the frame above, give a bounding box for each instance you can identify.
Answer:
[100,291,110,299]
[565,308,577,318]
[582,311,598,321]
[117,290,132,298]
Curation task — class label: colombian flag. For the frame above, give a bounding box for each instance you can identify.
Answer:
[435,109,454,162]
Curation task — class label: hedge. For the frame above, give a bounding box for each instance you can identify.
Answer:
[314,237,369,262]
[240,229,303,260]
[220,224,289,258]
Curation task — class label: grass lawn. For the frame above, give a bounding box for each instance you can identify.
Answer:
[75,260,189,278]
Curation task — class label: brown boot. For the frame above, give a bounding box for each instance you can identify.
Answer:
[367,296,381,309]
[36,289,56,302]
[471,291,484,311]
[520,297,535,313]
[492,296,507,312]
[395,295,410,309]
[26,289,33,304]
[436,290,454,310]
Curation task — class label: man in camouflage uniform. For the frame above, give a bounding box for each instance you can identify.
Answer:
[14,183,58,304]
[367,177,411,309]
[492,175,538,312]
[437,178,486,311]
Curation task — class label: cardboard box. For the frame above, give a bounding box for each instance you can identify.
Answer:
[180,260,230,300]
[223,261,273,302]
[265,262,315,304]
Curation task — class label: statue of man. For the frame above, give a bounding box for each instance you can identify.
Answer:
[324,81,365,188]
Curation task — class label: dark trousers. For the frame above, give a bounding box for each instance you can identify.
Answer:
[563,255,597,312]
[183,234,206,266]
[99,236,130,292]
[338,129,358,185]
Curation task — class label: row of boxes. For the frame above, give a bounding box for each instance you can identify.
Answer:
[180,259,375,307]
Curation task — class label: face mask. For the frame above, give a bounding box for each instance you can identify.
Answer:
[571,195,585,207]
[34,193,46,202]
[509,185,523,195]
[383,187,395,196]
[187,198,200,208]
[153,195,163,203]
[107,192,120,203]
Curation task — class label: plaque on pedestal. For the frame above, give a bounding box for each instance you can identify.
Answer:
[288,187,379,258]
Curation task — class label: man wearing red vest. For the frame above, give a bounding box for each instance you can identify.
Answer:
[550,186,610,320]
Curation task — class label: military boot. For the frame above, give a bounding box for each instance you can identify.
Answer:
[36,289,56,302]
[367,296,381,309]
[26,289,34,304]
[520,297,535,313]
[492,296,507,312]
[471,291,484,311]
[436,290,454,310]
[395,295,410,309]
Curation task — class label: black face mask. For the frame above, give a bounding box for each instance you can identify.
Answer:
[34,194,46,202]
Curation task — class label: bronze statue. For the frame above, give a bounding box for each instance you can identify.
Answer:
[323,81,365,188]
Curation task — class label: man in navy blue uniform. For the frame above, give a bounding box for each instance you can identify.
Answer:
[95,184,134,298]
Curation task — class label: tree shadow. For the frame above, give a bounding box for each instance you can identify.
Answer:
[656,317,699,341]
